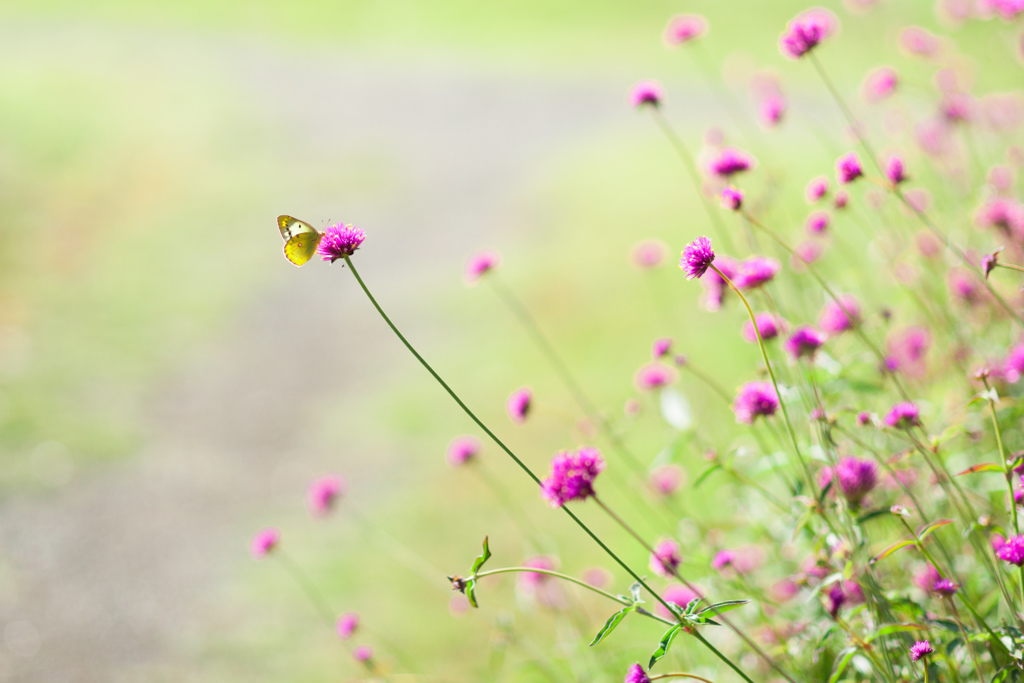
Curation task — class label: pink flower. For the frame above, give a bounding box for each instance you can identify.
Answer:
[819,295,861,335]
[948,269,982,305]
[652,338,672,358]
[721,186,744,211]
[250,528,279,559]
[785,327,825,359]
[836,152,863,184]
[649,465,685,495]
[650,539,682,577]
[884,402,920,429]
[733,256,780,290]
[862,67,898,103]
[975,197,1024,237]
[519,555,558,588]
[631,239,669,268]
[625,663,652,683]
[352,646,374,663]
[759,93,787,128]
[540,448,605,507]
[833,190,849,209]
[742,313,783,343]
[658,584,700,617]
[1003,344,1024,383]
[805,210,831,235]
[464,251,500,284]
[909,641,934,662]
[664,14,708,45]
[630,81,662,108]
[700,256,737,311]
[835,457,878,504]
[886,326,931,376]
[779,8,839,59]
[885,156,908,185]
[680,236,716,279]
[447,436,481,467]
[708,147,755,177]
[308,475,346,516]
[635,362,677,391]
[336,612,359,640]
[899,26,942,58]
[733,381,780,424]
[793,240,823,269]
[507,387,532,423]
[942,92,975,123]
[317,223,366,262]
[806,176,830,203]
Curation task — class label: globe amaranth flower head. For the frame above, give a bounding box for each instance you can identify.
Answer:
[733,381,780,424]
[779,7,839,59]
[785,326,826,360]
[884,401,920,429]
[982,248,1002,279]
[862,66,898,103]
[834,457,878,504]
[652,337,672,358]
[624,663,651,683]
[317,223,366,262]
[909,640,935,662]
[630,81,662,108]
[708,147,755,177]
[742,312,783,343]
[663,14,707,46]
[720,186,744,211]
[631,239,668,268]
[649,464,685,496]
[805,210,831,235]
[806,176,830,203]
[336,612,359,640]
[308,474,346,516]
[836,152,864,184]
[649,538,682,578]
[733,256,780,290]
[464,250,499,284]
[975,197,1024,237]
[507,387,532,424]
[447,435,481,467]
[997,535,1024,565]
[680,236,716,280]
[759,93,786,128]
[634,362,677,391]
[833,189,849,209]
[541,447,606,507]
[352,646,374,663]
[250,528,279,559]
[885,155,908,185]
[819,295,862,335]
[933,578,958,597]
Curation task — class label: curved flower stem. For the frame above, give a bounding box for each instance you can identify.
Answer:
[709,263,814,494]
[648,108,737,254]
[341,256,682,624]
[739,212,912,405]
[275,549,336,629]
[995,262,1024,274]
[592,495,793,683]
[651,673,716,683]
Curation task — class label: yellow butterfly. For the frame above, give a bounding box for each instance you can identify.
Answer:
[278,215,323,266]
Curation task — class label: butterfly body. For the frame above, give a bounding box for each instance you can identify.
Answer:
[277,215,323,266]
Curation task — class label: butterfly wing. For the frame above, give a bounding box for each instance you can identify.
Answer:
[278,215,323,266]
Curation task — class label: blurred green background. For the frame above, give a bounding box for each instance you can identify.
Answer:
[0,0,1020,681]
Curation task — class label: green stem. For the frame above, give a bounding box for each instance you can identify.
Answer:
[650,674,715,683]
[995,262,1024,275]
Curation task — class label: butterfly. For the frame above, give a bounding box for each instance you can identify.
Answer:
[277,215,323,266]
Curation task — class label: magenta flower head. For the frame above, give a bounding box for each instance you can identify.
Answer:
[635,362,677,391]
[630,81,662,108]
[464,250,499,284]
[711,549,735,571]
[734,256,780,290]
[507,387,532,424]
[885,156,908,186]
[447,436,481,467]
[833,189,849,209]
[317,223,366,262]
[862,66,898,103]
[625,663,652,683]
[819,295,861,335]
[884,401,920,429]
[652,338,672,358]
[909,641,935,662]
[806,176,830,203]
[997,535,1024,565]
[336,612,359,640]
[835,457,878,504]
[540,447,605,507]
[982,251,1001,280]
[631,239,668,268]
[785,326,825,359]
[352,645,374,663]
[733,381,780,424]
[519,555,557,588]
[779,8,839,59]
[649,538,682,577]
[663,14,707,46]
[649,465,685,495]
[836,152,864,185]
[680,236,716,280]
[308,474,346,516]
[933,578,958,597]
[659,584,700,617]
[700,256,737,311]
[721,186,744,211]
[759,93,787,128]
[708,147,755,177]
[742,312,783,343]
[975,197,1024,236]
[856,411,872,426]
[250,528,279,559]
[805,210,831,235]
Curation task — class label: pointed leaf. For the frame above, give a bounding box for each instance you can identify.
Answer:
[693,464,721,489]
[871,538,916,564]
[466,579,479,608]
[828,647,858,683]
[470,536,492,574]
[856,507,891,524]
[698,599,750,617]
[917,519,954,541]
[629,582,643,605]
[648,624,683,670]
[955,463,1004,476]
[589,606,634,646]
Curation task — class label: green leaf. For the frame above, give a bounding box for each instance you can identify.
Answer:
[955,463,1004,476]
[470,536,492,574]
[589,606,634,646]
[698,599,750,617]
[629,582,642,605]
[917,519,954,541]
[466,579,478,608]
[856,507,891,524]
[817,478,834,506]
[828,646,858,683]
[693,464,721,489]
[866,623,927,643]
[648,624,683,670]
[871,538,916,564]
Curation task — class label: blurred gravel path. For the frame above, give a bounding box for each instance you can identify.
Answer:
[0,27,644,683]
